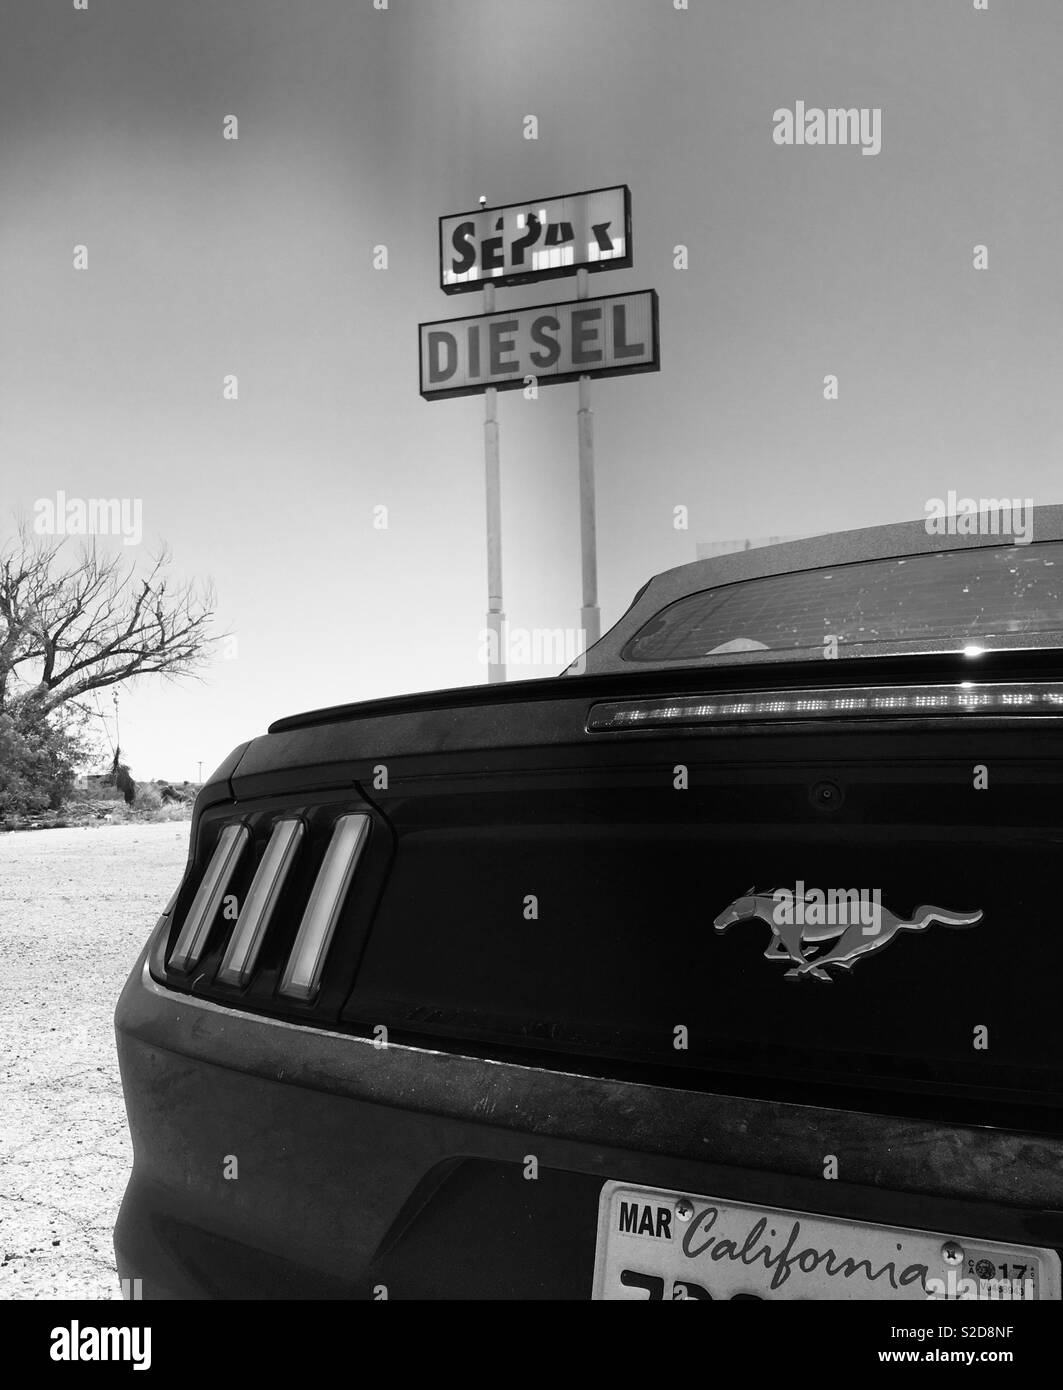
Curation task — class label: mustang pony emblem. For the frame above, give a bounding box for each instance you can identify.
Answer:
[713,887,983,982]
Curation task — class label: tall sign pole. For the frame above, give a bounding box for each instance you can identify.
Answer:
[482,280,505,683]
[575,268,601,651]
[425,185,656,680]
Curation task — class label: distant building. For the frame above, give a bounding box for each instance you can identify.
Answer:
[76,773,124,801]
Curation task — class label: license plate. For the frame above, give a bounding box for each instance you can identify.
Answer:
[592,1182,1061,1301]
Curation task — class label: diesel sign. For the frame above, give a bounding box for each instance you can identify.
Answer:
[418,290,659,400]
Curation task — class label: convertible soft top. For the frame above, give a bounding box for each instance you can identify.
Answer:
[579,504,1063,676]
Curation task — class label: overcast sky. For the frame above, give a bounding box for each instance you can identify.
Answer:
[3,0,1062,779]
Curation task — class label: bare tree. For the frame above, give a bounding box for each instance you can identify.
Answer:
[0,525,217,718]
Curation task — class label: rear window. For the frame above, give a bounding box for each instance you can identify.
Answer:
[622,541,1063,664]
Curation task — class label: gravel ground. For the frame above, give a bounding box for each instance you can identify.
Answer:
[0,823,189,1300]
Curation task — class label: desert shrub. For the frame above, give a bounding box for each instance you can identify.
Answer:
[0,709,81,819]
[148,801,194,823]
[132,783,163,813]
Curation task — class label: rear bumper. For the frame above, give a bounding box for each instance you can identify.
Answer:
[114,950,1063,1300]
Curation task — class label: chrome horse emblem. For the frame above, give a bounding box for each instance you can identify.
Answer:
[713,886,983,982]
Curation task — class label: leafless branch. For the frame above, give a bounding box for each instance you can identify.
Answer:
[0,524,217,716]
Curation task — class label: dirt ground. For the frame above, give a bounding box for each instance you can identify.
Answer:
[0,823,189,1299]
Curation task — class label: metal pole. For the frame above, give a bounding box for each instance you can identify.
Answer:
[483,280,505,682]
[576,269,601,649]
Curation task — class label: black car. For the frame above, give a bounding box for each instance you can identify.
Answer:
[114,509,1063,1299]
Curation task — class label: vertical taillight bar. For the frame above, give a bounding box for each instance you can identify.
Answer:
[168,823,249,973]
[279,813,370,1002]
[216,817,305,987]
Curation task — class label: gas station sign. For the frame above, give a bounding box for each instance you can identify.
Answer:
[439,185,632,294]
[419,289,659,400]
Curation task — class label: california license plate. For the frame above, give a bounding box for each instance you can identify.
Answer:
[592,1182,1061,1301]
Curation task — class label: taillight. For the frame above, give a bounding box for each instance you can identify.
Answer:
[279,813,371,1003]
[587,681,1063,732]
[168,822,249,972]
[216,817,305,987]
